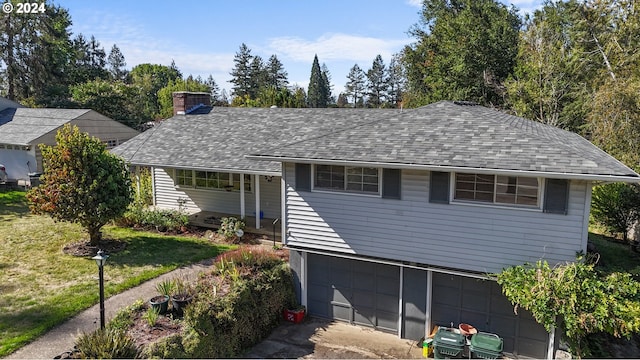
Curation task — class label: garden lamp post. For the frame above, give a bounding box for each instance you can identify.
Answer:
[92,249,109,329]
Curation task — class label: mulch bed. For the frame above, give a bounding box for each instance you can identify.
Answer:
[63,238,127,257]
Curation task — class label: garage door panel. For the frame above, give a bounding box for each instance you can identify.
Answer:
[460,310,487,330]
[432,273,548,358]
[377,310,399,331]
[433,286,459,305]
[332,287,351,304]
[462,291,489,312]
[431,304,460,326]
[309,299,329,318]
[307,254,399,333]
[354,308,375,327]
[332,303,351,322]
[353,271,375,290]
[353,290,375,308]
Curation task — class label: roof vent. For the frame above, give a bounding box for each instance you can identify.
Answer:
[453,101,479,106]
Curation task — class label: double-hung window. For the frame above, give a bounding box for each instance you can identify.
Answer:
[314,165,380,195]
[454,173,540,207]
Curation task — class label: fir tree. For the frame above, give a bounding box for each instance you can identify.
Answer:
[345,64,366,108]
[307,55,327,107]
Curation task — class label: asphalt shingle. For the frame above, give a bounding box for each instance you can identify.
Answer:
[0,108,91,145]
[113,102,638,179]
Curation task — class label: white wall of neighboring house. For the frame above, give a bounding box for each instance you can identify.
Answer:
[0,145,36,181]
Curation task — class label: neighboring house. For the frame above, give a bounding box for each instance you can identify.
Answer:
[245,101,640,359]
[112,92,396,231]
[0,105,138,185]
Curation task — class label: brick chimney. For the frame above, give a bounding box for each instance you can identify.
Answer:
[172,91,211,115]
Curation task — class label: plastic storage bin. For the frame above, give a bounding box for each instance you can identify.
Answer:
[433,327,465,359]
[470,332,503,359]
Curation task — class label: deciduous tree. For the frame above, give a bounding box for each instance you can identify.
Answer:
[27,124,133,246]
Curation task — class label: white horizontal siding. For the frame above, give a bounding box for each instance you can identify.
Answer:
[153,168,281,218]
[284,164,588,274]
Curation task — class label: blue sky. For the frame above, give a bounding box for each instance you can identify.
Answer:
[56,0,543,96]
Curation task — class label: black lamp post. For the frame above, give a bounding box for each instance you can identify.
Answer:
[92,249,109,329]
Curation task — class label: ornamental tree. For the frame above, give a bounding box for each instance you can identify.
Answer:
[27,124,133,245]
[497,259,640,358]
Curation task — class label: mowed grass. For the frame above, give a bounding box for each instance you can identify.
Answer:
[0,190,231,357]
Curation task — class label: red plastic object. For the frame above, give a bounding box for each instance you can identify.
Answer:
[283,309,305,323]
[459,323,477,336]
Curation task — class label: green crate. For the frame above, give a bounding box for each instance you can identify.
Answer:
[470,332,503,360]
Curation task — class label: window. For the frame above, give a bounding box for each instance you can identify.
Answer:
[176,169,192,187]
[454,173,539,207]
[104,139,118,149]
[177,169,251,191]
[314,165,379,194]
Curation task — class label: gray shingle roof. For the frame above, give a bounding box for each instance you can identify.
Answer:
[0,108,90,145]
[249,101,637,179]
[112,107,394,174]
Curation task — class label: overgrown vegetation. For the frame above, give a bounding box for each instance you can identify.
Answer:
[497,255,640,358]
[141,247,295,358]
[591,183,640,241]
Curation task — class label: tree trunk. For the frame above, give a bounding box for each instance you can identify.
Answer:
[88,225,102,246]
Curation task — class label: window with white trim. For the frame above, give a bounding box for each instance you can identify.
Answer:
[454,173,539,207]
[314,165,379,194]
[177,169,251,191]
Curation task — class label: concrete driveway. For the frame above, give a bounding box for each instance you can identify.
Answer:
[244,317,424,359]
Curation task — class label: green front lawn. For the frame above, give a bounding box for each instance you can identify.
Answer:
[0,190,231,357]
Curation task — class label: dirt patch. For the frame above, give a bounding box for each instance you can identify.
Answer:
[128,304,184,349]
[62,239,127,257]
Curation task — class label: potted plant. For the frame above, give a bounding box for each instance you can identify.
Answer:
[171,277,194,316]
[283,305,306,324]
[150,279,174,314]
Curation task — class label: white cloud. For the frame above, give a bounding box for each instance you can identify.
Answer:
[266,33,407,64]
[406,0,422,8]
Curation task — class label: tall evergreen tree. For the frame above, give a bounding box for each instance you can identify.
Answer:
[321,63,334,106]
[265,54,289,90]
[107,44,128,81]
[229,43,254,98]
[387,53,406,108]
[0,1,73,103]
[344,64,366,108]
[205,75,222,105]
[366,55,388,108]
[249,55,267,97]
[307,55,328,107]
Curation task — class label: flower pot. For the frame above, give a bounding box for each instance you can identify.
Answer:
[150,295,169,314]
[171,294,192,316]
[283,308,305,323]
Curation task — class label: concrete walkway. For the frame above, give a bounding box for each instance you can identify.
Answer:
[5,259,214,359]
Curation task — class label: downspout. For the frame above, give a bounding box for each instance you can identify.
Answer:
[240,173,245,219]
[255,175,261,229]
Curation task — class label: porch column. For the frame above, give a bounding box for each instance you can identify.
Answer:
[240,173,245,219]
[255,174,261,229]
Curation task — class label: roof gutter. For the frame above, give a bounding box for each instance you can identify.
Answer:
[117,160,281,177]
[246,155,640,183]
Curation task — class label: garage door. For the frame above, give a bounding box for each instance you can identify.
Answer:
[307,254,399,333]
[431,272,548,358]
